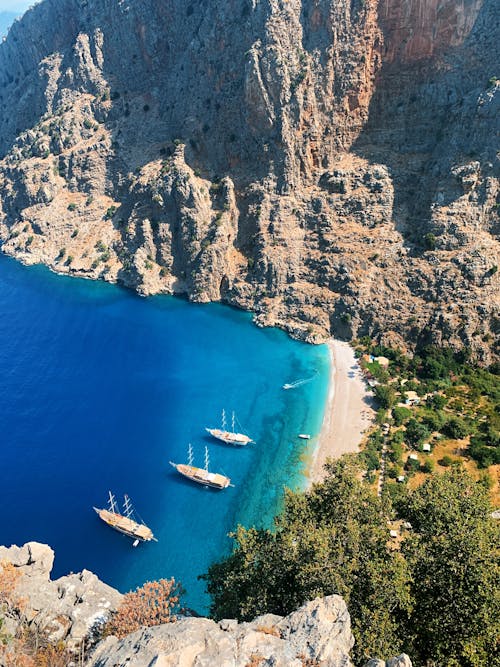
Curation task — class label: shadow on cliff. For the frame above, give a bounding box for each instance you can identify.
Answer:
[351,0,498,254]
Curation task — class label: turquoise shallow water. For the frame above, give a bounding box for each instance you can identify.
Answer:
[0,254,329,612]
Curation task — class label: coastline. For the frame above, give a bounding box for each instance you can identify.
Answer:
[307,339,374,485]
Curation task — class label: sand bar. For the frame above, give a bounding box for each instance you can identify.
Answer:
[307,339,374,485]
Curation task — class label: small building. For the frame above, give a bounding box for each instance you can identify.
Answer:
[404,390,420,406]
[374,356,390,368]
[397,475,406,483]
[389,530,398,539]
[409,453,419,461]
[422,443,431,452]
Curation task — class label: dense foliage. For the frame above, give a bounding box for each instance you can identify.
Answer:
[360,342,500,473]
[203,461,499,666]
[399,468,499,666]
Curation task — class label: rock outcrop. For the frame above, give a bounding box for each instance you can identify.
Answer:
[0,0,498,359]
[89,596,356,667]
[0,542,413,666]
[0,542,122,651]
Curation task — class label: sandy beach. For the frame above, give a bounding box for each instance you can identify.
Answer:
[308,339,374,484]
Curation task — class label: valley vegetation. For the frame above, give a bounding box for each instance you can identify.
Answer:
[203,344,500,667]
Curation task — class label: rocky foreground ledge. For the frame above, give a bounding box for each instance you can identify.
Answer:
[0,543,411,666]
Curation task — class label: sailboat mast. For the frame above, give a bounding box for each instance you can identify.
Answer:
[123,494,133,518]
[108,491,118,514]
[188,443,194,466]
[221,409,226,431]
[204,446,209,471]
[232,411,235,433]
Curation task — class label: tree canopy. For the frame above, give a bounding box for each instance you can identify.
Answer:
[203,461,499,667]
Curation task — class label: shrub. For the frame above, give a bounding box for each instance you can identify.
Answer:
[106,579,182,639]
[426,394,447,410]
[405,457,420,472]
[67,203,77,212]
[104,206,117,220]
[439,455,454,467]
[423,233,436,250]
[388,440,403,465]
[405,419,430,447]
[374,384,396,409]
[95,240,107,253]
[71,229,78,238]
[393,406,411,426]
[421,458,435,473]
[57,248,66,259]
[443,417,470,440]
[421,410,446,432]
[468,436,500,468]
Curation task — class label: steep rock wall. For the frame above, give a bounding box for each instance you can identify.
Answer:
[0,0,498,359]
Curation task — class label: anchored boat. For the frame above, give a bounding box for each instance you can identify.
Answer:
[94,492,157,544]
[206,409,253,446]
[170,444,232,490]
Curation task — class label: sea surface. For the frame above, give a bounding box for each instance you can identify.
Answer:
[0,255,329,612]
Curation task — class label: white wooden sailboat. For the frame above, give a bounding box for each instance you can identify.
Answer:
[206,409,253,446]
[170,444,232,490]
[94,492,157,544]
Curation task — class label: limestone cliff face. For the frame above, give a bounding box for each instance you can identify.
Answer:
[0,0,498,359]
[0,542,414,667]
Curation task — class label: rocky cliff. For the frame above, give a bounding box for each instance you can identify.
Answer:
[0,0,498,359]
[0,542,412,667]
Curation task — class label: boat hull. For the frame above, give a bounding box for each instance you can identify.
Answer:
[170,462,231,489]
[94,508,155,542]
[205,427,252,446]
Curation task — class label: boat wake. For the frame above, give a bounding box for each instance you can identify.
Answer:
[282,375,316,390]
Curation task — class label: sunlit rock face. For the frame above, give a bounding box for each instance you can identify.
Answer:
[0,0,498,360]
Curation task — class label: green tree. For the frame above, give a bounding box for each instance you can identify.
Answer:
[405,419,430,447]
[443,416,470,439]
[393,406,411,426]
[426,393,447,410]
[400,468,500,666]
[423,233,436,250]
[203,457,411,663]
[374,384,396,409]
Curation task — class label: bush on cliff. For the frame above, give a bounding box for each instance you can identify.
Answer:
[105,578,182,639]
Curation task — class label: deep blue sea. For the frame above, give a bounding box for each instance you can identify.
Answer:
[0,254,329,612]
